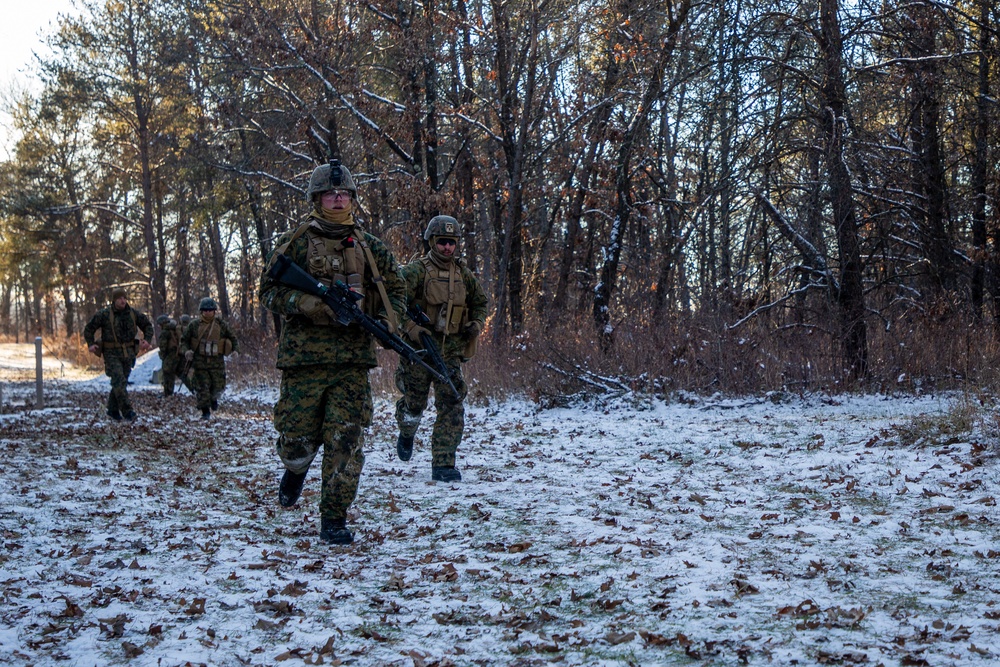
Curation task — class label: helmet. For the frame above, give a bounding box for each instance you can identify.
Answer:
[180,314,192,326]
[111,287,128,301]
[307,161,357,200]
[199,297,219,311]
[423,215,461,241]
[156,314,171,326]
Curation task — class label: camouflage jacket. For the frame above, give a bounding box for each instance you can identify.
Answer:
[83,305,154,356]
[259,221,406,369]
[157,323,180,363]
[180,316,239,369]
[401,255,488,360]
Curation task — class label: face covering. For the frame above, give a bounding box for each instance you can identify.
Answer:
[315,198,354,226]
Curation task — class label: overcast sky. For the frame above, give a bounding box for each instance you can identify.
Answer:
[1,0,76,156]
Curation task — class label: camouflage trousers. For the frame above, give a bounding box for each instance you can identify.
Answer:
[192,366,226,410]
[104,353,135,415]
[394,357,467,468]
[161,355,179,396]
[274,365,373,520]
[179,361,195,393]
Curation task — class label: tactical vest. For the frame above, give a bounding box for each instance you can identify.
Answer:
[101,307,139,352]
[195,319,231,357]
[420,257,468,335]
[269,219,398,330]
[306,232,368,314]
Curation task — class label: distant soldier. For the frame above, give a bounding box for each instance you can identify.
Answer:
[180,298,238,420]
[156,314,180,396]
[395,216,487,482]
[83,287,154,421]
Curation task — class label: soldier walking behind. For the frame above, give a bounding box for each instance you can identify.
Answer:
[259,160,406,546]
[180,297,238,420]
[395,216,487,481]
[156,314,180,396]
[83,287,154,421]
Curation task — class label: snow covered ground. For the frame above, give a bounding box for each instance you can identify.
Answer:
[1,347,998,666]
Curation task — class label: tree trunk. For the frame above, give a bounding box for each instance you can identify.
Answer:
[819,0,867,381]
[970,0,991,319]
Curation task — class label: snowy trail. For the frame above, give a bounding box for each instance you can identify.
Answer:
[0,374,998,666]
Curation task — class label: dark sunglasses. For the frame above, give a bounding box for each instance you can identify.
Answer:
[436,238,457,247]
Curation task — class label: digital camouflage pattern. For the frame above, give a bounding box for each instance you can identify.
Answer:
[395,254,486,465]
[83,304,154,416]
[157,319,180,395]
[259,222,406,368]
[274,365,373,518]
[395,357,467,467]
[180,315,239,410]
[260,220,405,521]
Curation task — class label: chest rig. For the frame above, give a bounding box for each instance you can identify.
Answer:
[196,319,222,357]
[306,233,368,313]
[420,257,468,335]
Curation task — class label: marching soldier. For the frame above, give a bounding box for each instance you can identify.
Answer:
[259,159,405,545]
[156,314,180,396]
[180,297,238,419]
[83,287,154,421]
[395,216,487,481]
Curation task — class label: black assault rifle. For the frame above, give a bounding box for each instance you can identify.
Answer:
[405,303,459,395]
[267,253,452,386]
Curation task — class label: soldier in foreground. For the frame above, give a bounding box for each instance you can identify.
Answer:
[180,297,238,420]
[83,287,154,421]
[156,314,180,396]
[259,160,405,545]
[395,216,487,481]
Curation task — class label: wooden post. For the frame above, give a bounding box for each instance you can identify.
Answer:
[35,336,43,409]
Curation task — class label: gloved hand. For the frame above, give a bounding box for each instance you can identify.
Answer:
[405,322,432,343]
[298,294,335,324]
[184,350,195,362]
[464,321,483,337]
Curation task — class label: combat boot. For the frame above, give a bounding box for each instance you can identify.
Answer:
[107,409,122,421]
[278,469,307,507]
[211,399,219,411]
[123,410,137,422]
[320,517,353,545]
[396,434,414,461]
[431,466,462,482]
[201,407,211,420]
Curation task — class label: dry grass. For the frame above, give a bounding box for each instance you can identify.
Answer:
[8,301,1000,403]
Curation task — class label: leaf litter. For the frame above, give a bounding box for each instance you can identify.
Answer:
[0,364,999,665]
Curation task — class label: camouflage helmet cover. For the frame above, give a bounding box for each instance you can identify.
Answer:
[424,215,461,241]
[307,161,357,200]
[199,297,219,311]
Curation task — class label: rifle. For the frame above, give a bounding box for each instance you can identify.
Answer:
[406,303,459,395]
[267,253,452,386]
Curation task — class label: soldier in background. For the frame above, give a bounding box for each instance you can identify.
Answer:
[180,297,238,420]
[395,216,487,482]
[83,287,154,421]
[156,314,180,396]
[259,160,406,546]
